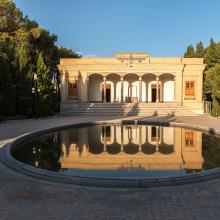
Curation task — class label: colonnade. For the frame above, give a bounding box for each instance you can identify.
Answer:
[102,125,164,153]
[102,75,162,103]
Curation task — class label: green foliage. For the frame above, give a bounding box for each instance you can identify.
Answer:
[204,39,220,69]
[35,52,53,116]
[184,45,195,58]
[0,0,80,117]
[0,52,16,115]
[202,133,220,169]
[195,41,205,58]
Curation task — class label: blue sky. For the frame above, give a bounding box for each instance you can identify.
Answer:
[14,0,220,57]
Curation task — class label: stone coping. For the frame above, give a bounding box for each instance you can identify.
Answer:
[1,120,220,188]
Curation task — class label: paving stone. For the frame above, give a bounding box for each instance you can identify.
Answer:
[0,115,220,219]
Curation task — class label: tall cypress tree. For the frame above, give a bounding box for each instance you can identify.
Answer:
[195,41,205,58]
[35,52,52,116]
[204,38,219,69]
[0,53,16,115]
[184,45,195,58]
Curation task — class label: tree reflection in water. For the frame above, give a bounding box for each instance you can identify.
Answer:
[11,125,220,178]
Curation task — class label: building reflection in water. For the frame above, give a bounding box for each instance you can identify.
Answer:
[59,125,203,171]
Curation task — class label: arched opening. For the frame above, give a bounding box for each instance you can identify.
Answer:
[123,73,139,103]
[142,73,157,102]
[159,143,174,154]
[159,73,175,102]
[123,143,139,154]
[106,73,120,102]
[88,142,104,154]
[142,142,156,154]
[106,143,121,154]
[88,73,103,102]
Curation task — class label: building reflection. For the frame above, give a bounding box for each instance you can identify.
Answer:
[59,125,203,171]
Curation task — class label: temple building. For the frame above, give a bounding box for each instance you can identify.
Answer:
[59,125,203,171]
[57,52,205,115]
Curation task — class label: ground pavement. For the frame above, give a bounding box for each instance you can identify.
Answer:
[0,115,220,220]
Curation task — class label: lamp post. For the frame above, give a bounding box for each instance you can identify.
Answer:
[32,73,39,120]
[52,72,60,112]
[32,146,41,167]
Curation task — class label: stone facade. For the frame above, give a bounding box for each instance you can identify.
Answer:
[57,52,205,115]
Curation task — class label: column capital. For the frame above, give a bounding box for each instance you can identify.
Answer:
[139,76,142,81]
[120,76,124,81]
[156,76,159,81]
[103,76,106,81]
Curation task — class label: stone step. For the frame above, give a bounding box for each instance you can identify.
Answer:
[60,101,196,116]
[61,108,194,116]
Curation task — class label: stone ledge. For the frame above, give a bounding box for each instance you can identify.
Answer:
[1,121,220,189]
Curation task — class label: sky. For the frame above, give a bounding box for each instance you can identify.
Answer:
[13,0,220,57]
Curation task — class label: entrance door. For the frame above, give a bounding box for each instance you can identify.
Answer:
[102,84,111,102]
[106,88,111,102]
[151,84,160,102]
[152,87,157,102]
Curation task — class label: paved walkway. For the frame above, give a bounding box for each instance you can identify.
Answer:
[0,115,220,220]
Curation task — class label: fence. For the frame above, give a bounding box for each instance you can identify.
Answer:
[204,101,212,114]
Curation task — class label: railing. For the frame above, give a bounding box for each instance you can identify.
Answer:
[204,101,212,114]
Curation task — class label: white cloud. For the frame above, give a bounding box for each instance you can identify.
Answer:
[76,51,97,58]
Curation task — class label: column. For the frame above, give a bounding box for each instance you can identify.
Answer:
[174,76,176,101]
[86,75,89,102]
[75,75,79,99]
[139,76,142,103]
[114,82,117,102]
[120,126,124,152]
[114,125,116,143]
[120,76,124,103]
[139,126,142,151]
[156,76,159,103]
[128,82,131,97]
[104,126,107,151]
[156,126,159,151]
[60,71,67,102]
[77,75,81,102]
[103,76,106,102]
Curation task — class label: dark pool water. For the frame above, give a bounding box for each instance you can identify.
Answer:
[12,125,220,179]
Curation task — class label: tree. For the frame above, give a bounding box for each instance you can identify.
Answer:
[0,52,16,115]
[195,41,205,58]
[0,0,22,33]
[12,44,32,115]
[205,64,220,116]
[204,38,220,69]
[35,52,53,116]
[184,45,195,58]
[0,0,80,117]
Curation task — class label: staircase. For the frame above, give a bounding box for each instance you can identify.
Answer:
[60,102,197,116]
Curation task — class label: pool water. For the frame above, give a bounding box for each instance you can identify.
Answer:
[12,125,220,179]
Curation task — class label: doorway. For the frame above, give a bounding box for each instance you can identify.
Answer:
[102,84,111,102]
[152,87,157,102]
[106,88,111,102]
[151,84,160,102]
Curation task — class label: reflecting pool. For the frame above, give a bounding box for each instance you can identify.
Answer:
[12,125,220,178]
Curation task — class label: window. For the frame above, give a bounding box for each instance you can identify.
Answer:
[185,131,194,147]
[68,82,77,96]
[151,126,160,142]
[185,81,195,96]
[102,126,111,142]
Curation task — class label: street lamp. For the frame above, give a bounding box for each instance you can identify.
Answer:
[33,146,41,167]
[52,72,60,112]
[32,73,39,120]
